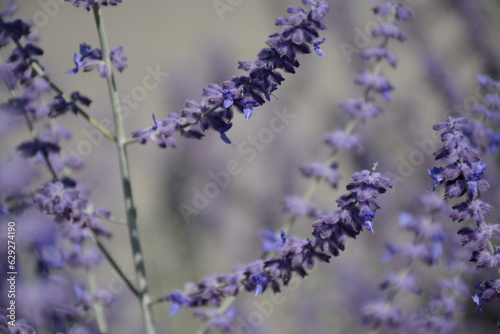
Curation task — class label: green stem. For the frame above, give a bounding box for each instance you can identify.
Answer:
[90,232,140,298]
[202,103,222,118]
[92,4,155,334]
[97,213,127,225]
[124,138,139,146]
[87,269,109,333]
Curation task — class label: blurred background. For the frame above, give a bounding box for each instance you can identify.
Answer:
[2,0,500,333]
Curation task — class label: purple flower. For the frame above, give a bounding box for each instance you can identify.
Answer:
[395,4,413,22]
[354,69,394,101]
[251,274,269,296]
[241,100,260,119]
[65,0,122,10]
[67,43,106,76]
[323,129,364,153]
[371,23,407,42]
[477,74,500,89]
[361,211,376,231]
[361,301,403,327]
[67,43,126,77]
[132,113,189,148]
[218,122,233,144]
[373,3,413,23]
[66,243,102,269]
[165,291,189,315]
[7,44,44,84]
[428,166,445,191]
[165,167,390,322]
[221,89,235,108]
[472,280,500,312]
[300,162,342,188]
[457,224,500,249]
[17,139,60,158]
[1,97,29,116]
[260,230,280,252]
[380,272,422,295]
[193,308,235,333]
[49,91,91,117]
[373,3,393,16]
[313,38,326,56]
[109,45,127,72]
[0,18,30,45]
[340,98,382,120]
[33,181,112,240]
[313,170,392,257]
[362,48,398,67]
[470,248,500,270]
[283,195,317,218]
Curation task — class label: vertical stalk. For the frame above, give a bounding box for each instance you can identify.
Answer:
[87,270,109,333]
[92,5,156,334]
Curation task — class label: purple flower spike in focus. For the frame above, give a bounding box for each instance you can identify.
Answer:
[132,0,330,147]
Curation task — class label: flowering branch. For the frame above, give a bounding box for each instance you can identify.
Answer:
[429,117,500,313]
[131,0,330,148]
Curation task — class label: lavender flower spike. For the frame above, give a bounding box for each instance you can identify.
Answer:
[132,0,330,147]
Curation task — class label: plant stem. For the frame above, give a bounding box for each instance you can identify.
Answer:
[92,4,156,334]
[87,269,109,333]
[90,232,140,298]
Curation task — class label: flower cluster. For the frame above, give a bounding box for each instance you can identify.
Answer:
[339,2,412,122]
[360,193,468,332]
[464,74,500,153]
[48,91,92,118]
[415,277,470,333]
[165,169,392,322]
[283,2,411,226]
[33,181,111,239]
[67,43,127,78]
[192,308,236,333]
[429,117,500,311]
[0,2,116,331]
[131,0,330,147]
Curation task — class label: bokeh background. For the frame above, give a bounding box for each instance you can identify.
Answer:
[2,0,500,333]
